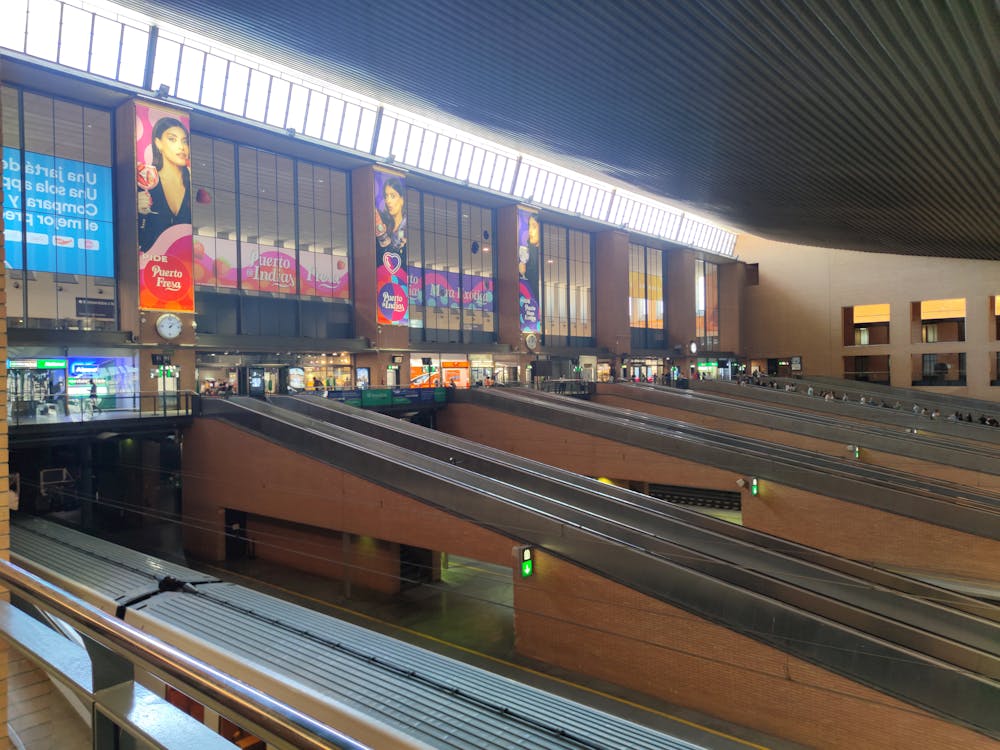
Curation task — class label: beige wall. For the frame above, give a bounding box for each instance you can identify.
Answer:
[737,235,1000,400]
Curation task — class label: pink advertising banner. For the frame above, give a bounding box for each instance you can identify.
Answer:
[374,169,409,325]
[135,101,195,312]
[193,236,349,299]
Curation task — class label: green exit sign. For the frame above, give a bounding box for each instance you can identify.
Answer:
[520,547,534,577]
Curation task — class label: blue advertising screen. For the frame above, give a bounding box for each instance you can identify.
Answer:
[2,147,114,277]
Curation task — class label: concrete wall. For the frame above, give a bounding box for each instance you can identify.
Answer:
[737,236,1000,401]
[515,551,994,750]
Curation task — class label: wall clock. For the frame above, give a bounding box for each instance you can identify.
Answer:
[155,313,183,340]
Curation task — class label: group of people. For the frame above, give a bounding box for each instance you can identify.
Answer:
[202,381,234,397]
[741,373,1000,426]
[947,412,1000,426]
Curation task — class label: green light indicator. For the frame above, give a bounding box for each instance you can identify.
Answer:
[520,547,534,577]
[750,477,759,496]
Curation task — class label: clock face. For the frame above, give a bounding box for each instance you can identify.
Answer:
[525,333,538,351]
[155,313,183,340]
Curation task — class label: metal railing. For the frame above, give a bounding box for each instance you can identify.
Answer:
[7,391,196,426]
[0,558,370,750]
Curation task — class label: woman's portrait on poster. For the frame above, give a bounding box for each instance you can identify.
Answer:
[138,117,191,253]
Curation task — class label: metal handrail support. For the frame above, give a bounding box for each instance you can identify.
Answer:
[0,559,372,750]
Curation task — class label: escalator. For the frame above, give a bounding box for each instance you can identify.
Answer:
[201,396,1000,738]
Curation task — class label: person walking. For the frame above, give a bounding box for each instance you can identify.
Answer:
[88,379,101,414]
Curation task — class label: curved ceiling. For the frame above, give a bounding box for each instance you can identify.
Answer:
[116,0,999,260]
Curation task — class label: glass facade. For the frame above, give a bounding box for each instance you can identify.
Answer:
[3,86,117,330]
[189,136,352,338]
[541,223,592,347]
[695,258,719,350]
[628,243,665,349]
[407,190,495,345]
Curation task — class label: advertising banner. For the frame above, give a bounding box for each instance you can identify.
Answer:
[136,102,194,312]
[374,169,408,325]
[517,207,541,333]
[410,268,495,312]
[2,147,114,276]
[193,236,350,299]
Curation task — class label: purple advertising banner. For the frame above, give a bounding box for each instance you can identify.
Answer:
[517,207,541,333]
[408,267,494,312]
[462,273,494,312]
[375,170,408,325]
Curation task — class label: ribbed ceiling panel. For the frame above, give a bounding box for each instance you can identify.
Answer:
[113,0,999,259]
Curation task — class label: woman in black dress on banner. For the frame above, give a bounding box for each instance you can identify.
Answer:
[138,117,191,253]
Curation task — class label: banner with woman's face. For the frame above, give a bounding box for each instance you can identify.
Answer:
[374,169,409,326]
[135,101,195,312]
[517,207,541,333]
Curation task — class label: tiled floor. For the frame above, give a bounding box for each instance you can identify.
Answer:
[2,649,89,750]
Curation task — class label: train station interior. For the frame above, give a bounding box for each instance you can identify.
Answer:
[0,1,998,749]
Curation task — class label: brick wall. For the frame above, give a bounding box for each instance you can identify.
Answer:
[181,419,516,573]
[516,551,994,749]
[593,391,1000,493]
[438,403,1000,579]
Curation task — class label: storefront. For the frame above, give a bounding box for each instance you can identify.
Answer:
[196,352,355,396]
[625,357,665,383]
[7,350,139,419]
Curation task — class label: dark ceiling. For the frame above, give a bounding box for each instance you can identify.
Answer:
[117,0,999,260]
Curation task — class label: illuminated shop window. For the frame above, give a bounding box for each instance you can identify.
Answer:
[913,298,966,343]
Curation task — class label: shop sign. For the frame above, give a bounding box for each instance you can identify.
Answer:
[76,297,116,318]
[7,358,67,369]
[69,359,101,377]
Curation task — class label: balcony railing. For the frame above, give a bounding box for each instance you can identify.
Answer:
[0,558,370,749]
[7,391,196,426]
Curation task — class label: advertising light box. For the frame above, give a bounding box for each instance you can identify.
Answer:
[2,147,114,277]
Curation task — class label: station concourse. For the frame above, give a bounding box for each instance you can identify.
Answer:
[0,1,998,748]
